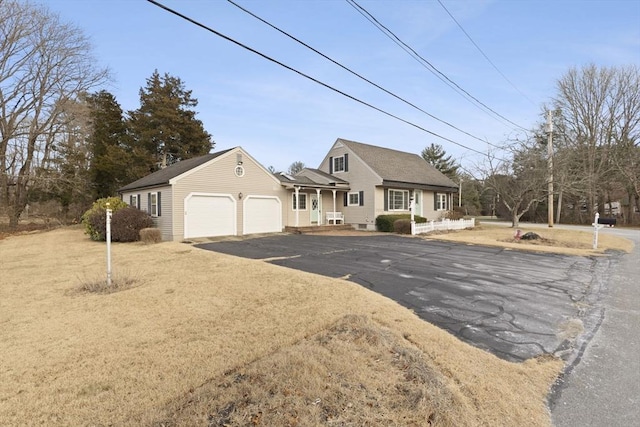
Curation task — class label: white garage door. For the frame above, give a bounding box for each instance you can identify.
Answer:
[244,196,282,235]
[185,194,235,238]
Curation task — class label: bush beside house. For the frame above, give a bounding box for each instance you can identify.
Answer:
[82,197,154,242]
[376,214,427,232]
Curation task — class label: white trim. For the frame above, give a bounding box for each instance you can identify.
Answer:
[184,192,237,239]
[243,195,282,235]
[333,155,345,173]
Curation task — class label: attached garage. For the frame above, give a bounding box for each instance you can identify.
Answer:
[185,193,236,239]
[243,196,282,235]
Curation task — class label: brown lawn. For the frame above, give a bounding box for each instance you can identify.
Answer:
[421,224,633,256]
[0,227,564,426]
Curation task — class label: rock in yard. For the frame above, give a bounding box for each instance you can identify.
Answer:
[521,232,541,240]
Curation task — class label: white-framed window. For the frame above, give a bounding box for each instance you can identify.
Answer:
[389,189,409,211]
[333,156,345,172]
[235,165,245,177]
[150,192,158,216]
[436,193,447,211]
[348,192,360,206]
[293,193,307,210]
[130,194,138,209]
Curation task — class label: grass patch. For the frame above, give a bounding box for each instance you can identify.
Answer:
[423,224,633,256]
[74,271,139,294]
[0,228,562,426]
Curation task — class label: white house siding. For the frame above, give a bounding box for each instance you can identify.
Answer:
[172,148,287,240]
[319,145,380,230]
[122,185,173,240]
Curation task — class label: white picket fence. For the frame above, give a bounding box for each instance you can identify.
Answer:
[412,218,476,235]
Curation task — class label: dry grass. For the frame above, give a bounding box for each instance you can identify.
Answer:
[422,224,633,256]
[0,228,562,426]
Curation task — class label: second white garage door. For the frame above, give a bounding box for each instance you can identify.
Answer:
[185,194,236,238]
[243,196,282,235]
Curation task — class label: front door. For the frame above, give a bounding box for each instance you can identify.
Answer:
[413,190,422,217]
[310,193,319,224]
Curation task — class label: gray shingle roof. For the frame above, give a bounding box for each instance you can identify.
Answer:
[338,139,458,189]
[118,148,235,192]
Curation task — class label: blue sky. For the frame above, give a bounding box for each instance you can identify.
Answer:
[46,0,639,172]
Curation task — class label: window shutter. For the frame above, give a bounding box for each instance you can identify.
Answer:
[137,194,141,209]
[129,195,133,205]
[157,192,162,216]
[329,157,333,174]
[384,189,388,211]
[359,190,364,206]
[343,192,348,207]
[148,193,151,213]
[344,153,349,172]
[434,193,438,211]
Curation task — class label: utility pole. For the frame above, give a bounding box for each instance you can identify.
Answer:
[547,110,554,227]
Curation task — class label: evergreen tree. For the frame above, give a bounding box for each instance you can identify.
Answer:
[128,70,213,174]
[421,143,459,179]
[86,91,131,198]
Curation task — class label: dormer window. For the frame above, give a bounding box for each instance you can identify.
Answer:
[330,154,348,173]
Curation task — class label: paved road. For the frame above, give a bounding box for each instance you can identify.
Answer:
[550,227,640,427]
[198,234,611,364]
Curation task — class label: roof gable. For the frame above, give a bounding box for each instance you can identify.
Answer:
[337,138,458,189]
[118,148,235,192]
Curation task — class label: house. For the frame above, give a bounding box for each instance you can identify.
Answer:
[118,139,459,240]
[304,138,459,230]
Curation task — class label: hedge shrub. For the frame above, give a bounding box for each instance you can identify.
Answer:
[393,219,412,234]
[82,197,129,241]
[375,214,427,232]
[111,208,154,242]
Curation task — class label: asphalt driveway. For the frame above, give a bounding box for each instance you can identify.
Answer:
[197,234,610,362]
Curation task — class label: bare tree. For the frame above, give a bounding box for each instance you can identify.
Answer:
[0,1,108,227]
[287,161,305,175]
[553,65,640,222]
[480,144,548,227]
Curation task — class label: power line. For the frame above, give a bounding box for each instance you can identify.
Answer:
[226,0,502,149]
[436,0,537,107]
[145,0,491,157]
[345,0,528,131]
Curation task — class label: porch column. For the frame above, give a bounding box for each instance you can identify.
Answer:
[295,186,300,227]
[332,190,337,226]
[316,189,322,225]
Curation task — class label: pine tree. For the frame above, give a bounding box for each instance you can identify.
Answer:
[128,70,213,174]
[421,143,459,179]
[86,91,131,198]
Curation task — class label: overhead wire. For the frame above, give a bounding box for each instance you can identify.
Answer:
[436,0,537,107]
[226,0,502,149]
[145,0,491,157]
[345,0,528,132]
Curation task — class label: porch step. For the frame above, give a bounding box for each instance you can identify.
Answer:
[285,225,353,234]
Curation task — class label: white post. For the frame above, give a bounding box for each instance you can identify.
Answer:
[331,189,337,225]
[316,189,322,225]
[410,191,416,235]
[547,110,554,228]
[592,212,602,249]
[106,203,112,287]
[459,179,462,208]
[294,187,300,227]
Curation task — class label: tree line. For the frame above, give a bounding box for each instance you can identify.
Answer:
[1,1,638,228]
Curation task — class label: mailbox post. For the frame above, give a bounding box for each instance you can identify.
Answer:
[592,212,604,250]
